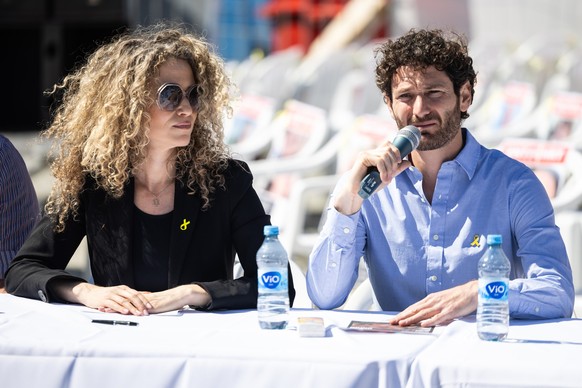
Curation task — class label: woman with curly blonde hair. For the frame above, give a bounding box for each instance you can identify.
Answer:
[6,22,295,314]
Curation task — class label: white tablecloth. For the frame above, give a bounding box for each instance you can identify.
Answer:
[407,316,582,388]
[0,294,438,388]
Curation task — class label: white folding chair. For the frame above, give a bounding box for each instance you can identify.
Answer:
[224,93,277,160]
[468,33,577,147]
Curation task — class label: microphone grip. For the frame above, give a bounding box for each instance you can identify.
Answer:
[392,135,414,159]
[358,167,381,200]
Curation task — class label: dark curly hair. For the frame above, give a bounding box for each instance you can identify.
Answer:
[375,29,476,120]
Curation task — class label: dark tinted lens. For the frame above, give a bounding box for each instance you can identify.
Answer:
[158,84,183,111]
[186,86,199,109]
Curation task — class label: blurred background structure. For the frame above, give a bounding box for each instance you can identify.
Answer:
[2,0,582,310]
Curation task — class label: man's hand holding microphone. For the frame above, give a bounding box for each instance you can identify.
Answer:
[334,125,421,215]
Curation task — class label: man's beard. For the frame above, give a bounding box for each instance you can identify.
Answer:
[395,98,462,151]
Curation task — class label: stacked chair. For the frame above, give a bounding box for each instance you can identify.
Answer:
[467,32,578,148]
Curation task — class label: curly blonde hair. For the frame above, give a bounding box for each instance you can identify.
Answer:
[44,22,233,231]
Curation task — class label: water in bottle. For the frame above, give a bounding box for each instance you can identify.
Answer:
[257,225,289,329]
[477,234,511,341]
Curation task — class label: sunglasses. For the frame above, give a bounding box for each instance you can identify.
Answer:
[156,83,200,111]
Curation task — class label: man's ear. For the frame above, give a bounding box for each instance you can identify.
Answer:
[459,81,472,112]
[383,94,395,119]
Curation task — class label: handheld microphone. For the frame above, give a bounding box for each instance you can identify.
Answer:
[357,125,421,200]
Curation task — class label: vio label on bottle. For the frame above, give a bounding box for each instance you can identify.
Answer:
[261,271,282,289]
[480,280,508,300]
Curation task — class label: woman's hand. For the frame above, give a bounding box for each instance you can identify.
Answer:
[94,284,211,315]
[53,281,152,316]
[145,284,211,313]
[54,280,211,315]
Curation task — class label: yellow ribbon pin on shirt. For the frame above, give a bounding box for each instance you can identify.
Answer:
[470,234,480,247]
[180,219,191,231]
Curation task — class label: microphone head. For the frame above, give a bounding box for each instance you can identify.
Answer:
[392,125,421,158]
[357,125,420,200]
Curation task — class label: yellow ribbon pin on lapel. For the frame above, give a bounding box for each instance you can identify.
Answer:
[180,219,190,231]
[470,234,480,247]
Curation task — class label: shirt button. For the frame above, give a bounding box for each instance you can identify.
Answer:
[343,227,350,234]
[535,307,540,313]
[429,275,438,281]
[329,262,337,268]
[433,234,439,241]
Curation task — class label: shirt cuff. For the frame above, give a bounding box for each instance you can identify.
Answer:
[322,207,360,247]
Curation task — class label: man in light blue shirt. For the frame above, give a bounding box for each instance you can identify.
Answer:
[306,29,574,326]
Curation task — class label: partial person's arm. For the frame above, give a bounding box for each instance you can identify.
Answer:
[0,135,40,291]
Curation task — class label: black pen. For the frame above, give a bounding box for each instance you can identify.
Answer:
[92,319,138,326]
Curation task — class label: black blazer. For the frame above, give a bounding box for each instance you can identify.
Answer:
[6,159,295,310]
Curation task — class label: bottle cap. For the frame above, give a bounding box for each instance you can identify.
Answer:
[487,234,502,245]
[263,225,279,236]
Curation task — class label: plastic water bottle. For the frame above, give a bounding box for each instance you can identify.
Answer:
[477,234,511,341]
[257,225,289,329]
